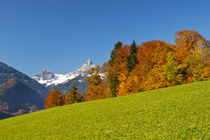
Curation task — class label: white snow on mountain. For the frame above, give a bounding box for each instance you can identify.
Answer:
[32,59,95,87]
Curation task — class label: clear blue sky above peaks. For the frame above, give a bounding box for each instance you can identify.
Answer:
[0,0,209,76]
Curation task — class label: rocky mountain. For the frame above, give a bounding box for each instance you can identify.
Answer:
[0,79,43,114]
[32,59,96,93]
[0,62,48,99]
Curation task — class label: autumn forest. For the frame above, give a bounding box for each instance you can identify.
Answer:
[44,30,210,109]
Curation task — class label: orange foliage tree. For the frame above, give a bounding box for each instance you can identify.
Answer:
[124,40,173,92]
[44,88,64,109]
[174,30,209,82]
[109,45,130,96]
[174,30,206,63]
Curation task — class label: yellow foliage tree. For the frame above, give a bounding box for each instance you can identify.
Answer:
[84,66,109,101]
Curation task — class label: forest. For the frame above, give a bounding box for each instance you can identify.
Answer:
[44,30,210,108]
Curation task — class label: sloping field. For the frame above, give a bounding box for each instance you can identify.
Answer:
[0,81,209,139]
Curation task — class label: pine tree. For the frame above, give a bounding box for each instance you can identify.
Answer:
[127,40,138,73]
[109,74,119,97]
[109,41,123,66]
[70,83,77,103]
[64,83,83,104]
[108,41,123,97]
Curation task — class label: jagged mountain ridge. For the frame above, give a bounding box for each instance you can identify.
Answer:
[32,59,96,93]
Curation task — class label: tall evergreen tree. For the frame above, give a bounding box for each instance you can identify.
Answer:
[127,40,138,73]
[109,41,123,66]
[64,83,83,104]
[108,41,123,97]
[109,74,119,97]
[70,83,77,103]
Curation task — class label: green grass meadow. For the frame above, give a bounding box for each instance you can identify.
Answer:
[0,81,209,139]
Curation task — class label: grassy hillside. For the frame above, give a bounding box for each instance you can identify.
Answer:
[0,81,209,139]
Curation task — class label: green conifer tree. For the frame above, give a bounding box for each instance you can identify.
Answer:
[109,41,123,66]
[71,83,77,103]
[109,74,119,97]
[127,40,138,73]
[108,41,123,97]
[65,83,79,104]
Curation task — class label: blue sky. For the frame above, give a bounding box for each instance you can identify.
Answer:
[0,0,209,76]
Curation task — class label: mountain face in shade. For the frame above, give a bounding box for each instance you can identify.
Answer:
[0,62,48,98]
[32,59,96,93]
[0,79,43,114]
[0,111,14,120]
[55,75,89,93]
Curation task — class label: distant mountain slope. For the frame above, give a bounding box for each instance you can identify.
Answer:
[55,75,89,93]
[0,111,13,120]
[0,62,48,98]
[0,79,43,114]
[32,59,95,93]
[0,81,209,139]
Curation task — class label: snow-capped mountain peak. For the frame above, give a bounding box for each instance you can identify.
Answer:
[79,59,94,72]
[32,59,95,87]
[33,69,55,81]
